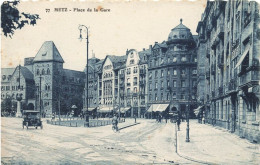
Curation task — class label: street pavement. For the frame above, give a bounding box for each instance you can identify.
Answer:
[1,117,194,165]
[177,120,260,165]
[1,117,259,164]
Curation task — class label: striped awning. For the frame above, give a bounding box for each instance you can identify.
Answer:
[97,106,113,113]
[147,104,169,112]
[118,107,131,113]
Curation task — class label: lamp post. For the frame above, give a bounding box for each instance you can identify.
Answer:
[78,24,89,127]
[186,67,190,142]
[16,65,22,117]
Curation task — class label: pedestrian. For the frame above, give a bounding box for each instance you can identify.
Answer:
[158,114,162,123]
[177,116,181,131]
[202,116,205,124]
[134,115,137,123]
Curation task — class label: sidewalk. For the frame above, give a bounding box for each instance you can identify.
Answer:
[177,120,260,165]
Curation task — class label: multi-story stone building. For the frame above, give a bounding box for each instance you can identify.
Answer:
[147,19,198,118]
[1,41,85,117]
[119,49,149,117]
[197,0,260,143]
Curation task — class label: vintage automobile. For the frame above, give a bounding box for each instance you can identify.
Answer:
[23,111,43,129]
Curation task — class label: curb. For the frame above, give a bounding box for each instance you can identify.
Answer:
[118,122,140,130]
[176,126,218,165]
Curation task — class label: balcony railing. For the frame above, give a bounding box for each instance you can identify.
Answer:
[228,79,237,92]
[211,64,216,75]
[140,69,146,75]
[206,71,210,79]
[211,91,215,98]
[218,86,223,96]
[217,23,224,39]
[218,54,224,68]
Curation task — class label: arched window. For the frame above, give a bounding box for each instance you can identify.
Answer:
[42,69,45,75]
[36,69,40,75]
[47,68,50,74]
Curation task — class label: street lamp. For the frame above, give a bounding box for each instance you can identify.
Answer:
[16,65,22,117]
[78,24,89,127]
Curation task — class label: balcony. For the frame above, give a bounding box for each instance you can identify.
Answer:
[211,91,215,98]
[120,83,125,88]
[211,64,216,75]
[119,74,125,78]
[217,54,224,68]
[239,71,259,88]
[244,12,251,28]
[227,79,237,94]
[140,69,146,75]
[218,86,223,96]
[139,80,146,86]
[206,71,210,79]
[217,24,224,40]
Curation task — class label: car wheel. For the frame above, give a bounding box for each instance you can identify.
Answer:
[26,122,28,130]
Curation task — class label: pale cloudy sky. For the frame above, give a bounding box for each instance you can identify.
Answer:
[1,0,207,71]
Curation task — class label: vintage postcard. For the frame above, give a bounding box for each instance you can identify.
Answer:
[1,0,260,164]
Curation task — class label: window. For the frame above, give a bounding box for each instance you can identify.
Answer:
[155,82,158,89]
[173,93,176,99]
[6,86,10,91]
[167,81,170,87]
[133,77,138,86]
[161,81,164,88]
[149,94,152,101]
[133,87,137,93]
[2,75,6,80]
[180,94,185,99]
[173,69,177,75]
[42,69,45,75]
[149,83,152,90]
[149,72,152,79]
[161,93,163,100]
[133,67,138,73]
[181,80,186,87]
[155,93,158,100]
[36,69,40,75]
[161,70,164,77]
[127,68,131,75]
[130,59,134,64]
[1,86,5,91]
[167,70,170,76]
[173,57,177,62]
[181,69,186,74]
[181,56,187,62]
[155,71,158,78]
[47,68,50,74]
[192,69,197,75]
[173,80,177,87]
[167,93,170,100]
[194,57,197,62]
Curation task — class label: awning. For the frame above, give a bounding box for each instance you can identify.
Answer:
[194,106,204,116]
[97,106,113,113]
[82,107,97,112]
[147,104,169,112]
[117,107,131,113]
[235,47,250,68]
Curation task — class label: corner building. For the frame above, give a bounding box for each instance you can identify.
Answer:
[147,19,198,118]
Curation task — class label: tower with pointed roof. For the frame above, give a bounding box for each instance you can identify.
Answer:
[33,41,64,115]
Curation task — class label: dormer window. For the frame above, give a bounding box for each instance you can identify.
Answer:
[130,59,134,64]
[2,75,6,80]
[42,53,47,56]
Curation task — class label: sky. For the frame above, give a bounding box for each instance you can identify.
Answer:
[1,0,207,71]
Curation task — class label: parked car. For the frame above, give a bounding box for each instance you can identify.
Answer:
[23,111,43,129]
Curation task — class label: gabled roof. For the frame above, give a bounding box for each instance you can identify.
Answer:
[20,66,34,80]
[33,41,64,63]
[1,68,15,82]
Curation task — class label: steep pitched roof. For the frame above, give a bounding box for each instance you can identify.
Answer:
[33,41,64,63]
[20,67,34,80]
[1,68,15,82]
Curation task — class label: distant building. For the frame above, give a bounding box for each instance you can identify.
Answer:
[1,41,85,117]
[196,0,260,143]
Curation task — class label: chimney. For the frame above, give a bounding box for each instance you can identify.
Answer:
[149,45,152,50]
[126,49,129,55]
[143,48,145,51]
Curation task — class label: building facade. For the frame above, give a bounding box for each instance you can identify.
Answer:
[147,19,198,118]
[1,41,85,117]
[196,0,260,143]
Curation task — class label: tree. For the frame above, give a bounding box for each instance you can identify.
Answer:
[1,0,40,38]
